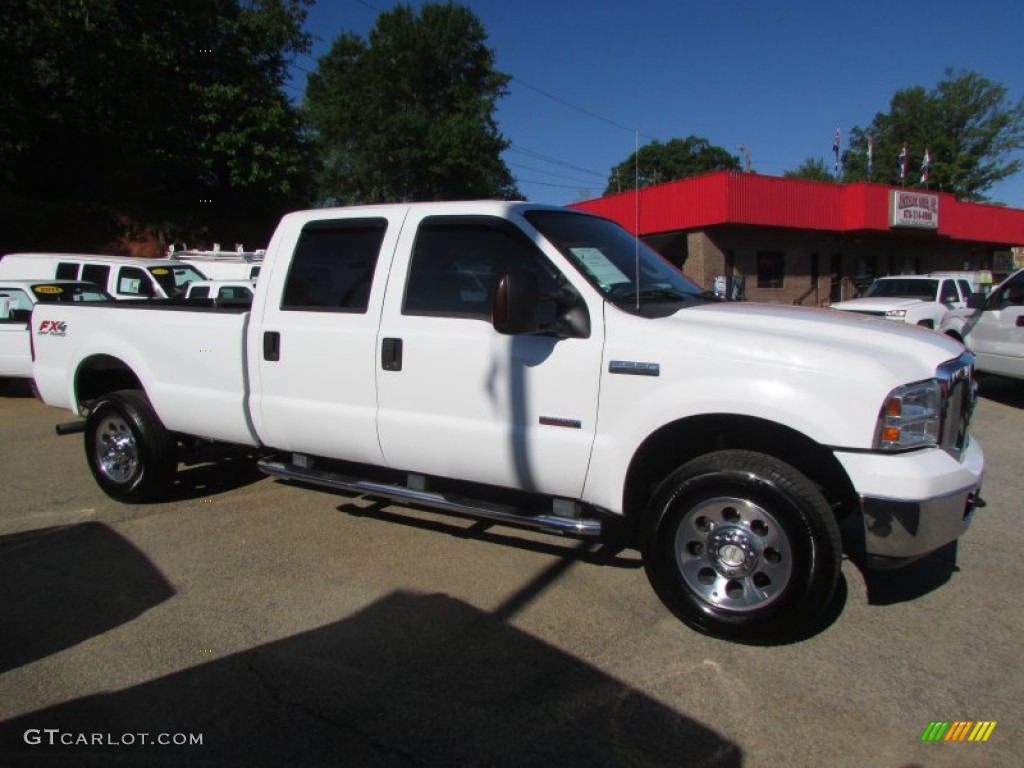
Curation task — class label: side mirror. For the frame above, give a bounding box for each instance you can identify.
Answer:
[967,292,987,310]
[492,269,540,335]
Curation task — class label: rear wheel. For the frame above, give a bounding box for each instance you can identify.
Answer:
[85,390,177,502]
[642,450,841,643]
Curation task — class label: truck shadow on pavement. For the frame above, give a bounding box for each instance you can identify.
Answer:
[0,522,174,675]
[0,591,743,768]
[976,373,1024,407]
[162,445,270,503]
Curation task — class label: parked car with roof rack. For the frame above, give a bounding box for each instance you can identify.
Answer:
[0,253,206,300]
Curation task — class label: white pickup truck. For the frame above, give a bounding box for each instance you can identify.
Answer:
[829,274,973,329]
[29,201,985,642]
[940,267,1024,380]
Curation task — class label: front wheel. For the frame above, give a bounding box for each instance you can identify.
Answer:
[642,450,841,643]
[84,390,177,502]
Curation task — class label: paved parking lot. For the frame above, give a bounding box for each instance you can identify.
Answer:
[1,376,1021,767]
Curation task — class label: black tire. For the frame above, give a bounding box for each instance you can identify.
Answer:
[642,449,841,643]
[84,389,177,502]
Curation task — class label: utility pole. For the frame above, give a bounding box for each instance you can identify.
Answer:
[736,145,752,172]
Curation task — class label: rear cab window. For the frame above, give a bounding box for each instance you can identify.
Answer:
[281,218,387,313]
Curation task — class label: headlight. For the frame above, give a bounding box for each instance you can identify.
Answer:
[875,380,941,450]
[885,309,907,319]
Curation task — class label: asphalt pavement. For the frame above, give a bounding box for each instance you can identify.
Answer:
[0,375,1021,767]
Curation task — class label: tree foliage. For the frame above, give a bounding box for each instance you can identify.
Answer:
[841,69,1024,201]
[784,157,837,182]
[0,0,313,252]
[604,137,740,195]
[302,2,518,205]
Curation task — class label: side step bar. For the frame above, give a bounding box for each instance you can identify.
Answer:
[257,459,602,537]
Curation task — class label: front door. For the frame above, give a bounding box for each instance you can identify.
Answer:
[375,213,603,499]
[969,271,1024,378]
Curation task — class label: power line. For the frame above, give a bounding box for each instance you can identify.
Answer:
[507,144,606,179]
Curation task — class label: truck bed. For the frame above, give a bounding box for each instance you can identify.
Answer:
[31,302,260,446]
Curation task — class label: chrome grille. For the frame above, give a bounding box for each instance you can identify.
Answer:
[937,352,976,460]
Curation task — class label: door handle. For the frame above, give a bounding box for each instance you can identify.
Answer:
[263,331,280,361]
[381,337,403,371]
[1017,316,1024,327]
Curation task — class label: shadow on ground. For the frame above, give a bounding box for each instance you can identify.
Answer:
[977,373,1024,408]
[1,591,742,768]
[0,522,174,674]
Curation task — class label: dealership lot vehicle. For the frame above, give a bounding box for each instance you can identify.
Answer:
[0,279,111,380]
[184,280,256,303]
[0,382,1020,767]
[829,274,973,328]
[173,248,264,281]
[942,268,1024,380]
[0,253,206,300]
[29,201,984,643]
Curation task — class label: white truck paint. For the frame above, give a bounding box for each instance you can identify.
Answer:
[941,268,1024,380]
[28,201,985,642]
[829,274,973,329]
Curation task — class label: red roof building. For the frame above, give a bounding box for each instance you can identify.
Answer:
[572,171,1024,304]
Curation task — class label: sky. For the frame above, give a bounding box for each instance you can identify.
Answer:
[288,0,1024,209]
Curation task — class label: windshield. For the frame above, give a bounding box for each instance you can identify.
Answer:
[864,278,937,300]
[31,282,112,303]
[148,265,206,298]
[526,210,712,315]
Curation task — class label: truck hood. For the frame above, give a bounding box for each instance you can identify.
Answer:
[829,296,927,312]
[602,301,967,448]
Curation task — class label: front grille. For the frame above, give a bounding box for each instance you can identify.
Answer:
[937,352,977,460]
[848,309,887,318]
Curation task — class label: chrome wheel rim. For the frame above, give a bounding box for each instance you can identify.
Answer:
[674,496,793,612]
[94,414,138,484]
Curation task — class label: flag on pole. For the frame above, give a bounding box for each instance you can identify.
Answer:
[867,136,874,176]
[832,128,841,173]
[898,142,908,180]
[920,148,931,183]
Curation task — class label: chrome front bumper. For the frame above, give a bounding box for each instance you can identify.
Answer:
[861,485,984,567]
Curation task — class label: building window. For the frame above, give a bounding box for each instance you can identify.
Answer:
[757,251,785,288]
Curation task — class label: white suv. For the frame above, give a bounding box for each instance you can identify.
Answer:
[830,274,972,329]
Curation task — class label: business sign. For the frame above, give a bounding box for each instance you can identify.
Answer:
[890,190,939,229]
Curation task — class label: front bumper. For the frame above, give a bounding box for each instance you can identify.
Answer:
[834,437,984,565]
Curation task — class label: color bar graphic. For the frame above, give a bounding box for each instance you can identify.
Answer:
[920,720,996,742]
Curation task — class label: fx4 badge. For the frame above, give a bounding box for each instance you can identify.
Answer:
[37,320,68,337]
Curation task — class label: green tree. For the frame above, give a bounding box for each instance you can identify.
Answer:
[784,157,838,182]
[842,69,1024,201]
[0,0,313,252]
[303,2,518,204]
[604,136,740,195]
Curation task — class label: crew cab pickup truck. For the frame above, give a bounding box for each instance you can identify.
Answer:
[829,274,973,328]
[29,201,985,642]
[940,267,1024,380]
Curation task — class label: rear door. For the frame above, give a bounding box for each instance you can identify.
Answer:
[250,213,402,464]
[968,271,1024,378]
[374,212,603,499]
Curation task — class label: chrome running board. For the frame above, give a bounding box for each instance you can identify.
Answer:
[257,459,602,537]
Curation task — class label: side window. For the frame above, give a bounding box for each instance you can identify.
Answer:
[189,285,211,299]
[404,217,561,321]
[81,263,111,288]
[0,289,32,320]
[218,286,252,300]
[55,262,79,280]
[940,279,959,304]
[117,266,155,297]
[996,276,1024,309]
[280,218,387,312]
[957,280,972,300]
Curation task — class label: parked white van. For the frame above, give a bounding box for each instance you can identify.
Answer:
[172,249,264,281]
[0,253,207,300]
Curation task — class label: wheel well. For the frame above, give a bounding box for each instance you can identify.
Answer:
[622,414,858,524]
[75,354,143,409]
[944,329,963,342]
